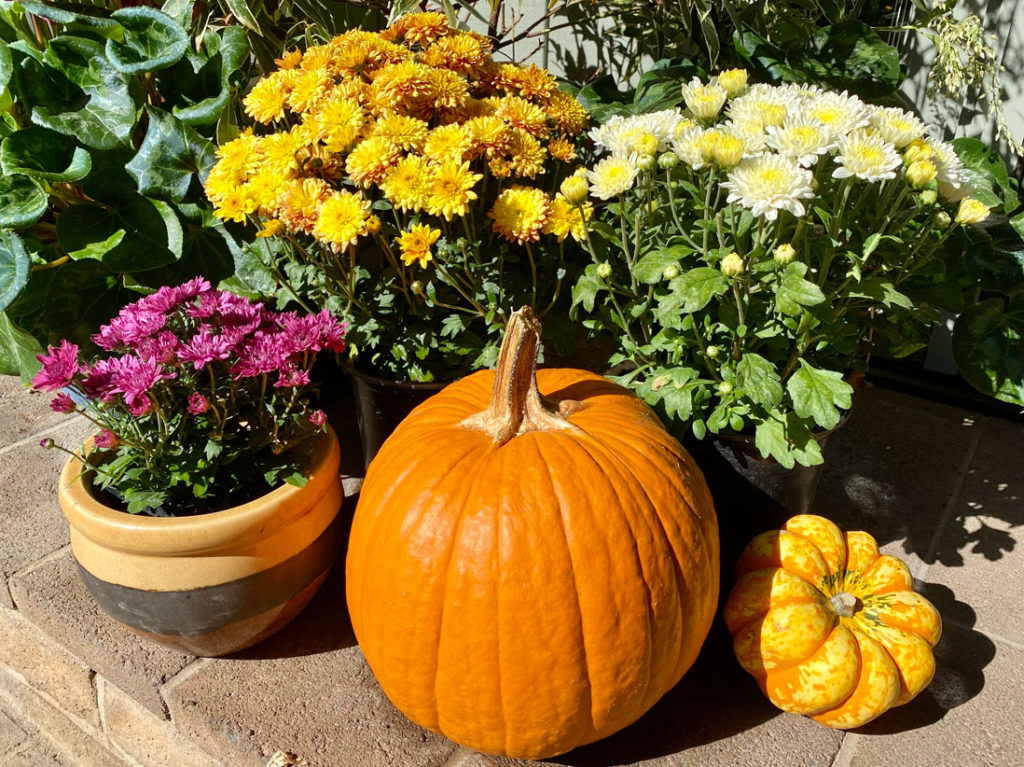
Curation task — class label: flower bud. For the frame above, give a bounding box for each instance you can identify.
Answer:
[662,264,680,280]
[955,197,991,226]
[39,438,55,450]
[559,169,589,206]
[717,68,749,98]
[632,133,659,157]
[364,214,381,234]
[774,243,796,264]
[681,78,727,121]
[410,280,424,295]
[636,153,657,172]
[712,134,744,167]
[903,139,933,164]
[720,252,745,277]
[905,159,937,188]
[706,345,720,358]
[658,151,680,170]
[918,189,937,206]
[596,262,613,279]
[718,381,733,395]
[933,211,952,229]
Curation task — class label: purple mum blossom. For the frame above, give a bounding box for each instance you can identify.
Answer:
[99,308,168,348]
[141,285,183,314]
[179,328,232,370]
[308,409,327,427]
[187,393,209,415]
[230,331,291,379]
[79,358,118,402]
[50,392,76,413]
[274,365,311,388]
[92,322,123,352]
[135,331,179,364]
[110,355,176,413]
[94,429,119,449]
[31,341,81,392]
[176,277,212,302]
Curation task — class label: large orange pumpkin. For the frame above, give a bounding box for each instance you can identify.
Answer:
[724,514,941,729]
[346,307,720,759]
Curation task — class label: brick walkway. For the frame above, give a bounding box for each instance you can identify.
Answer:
[1,375,1021,766]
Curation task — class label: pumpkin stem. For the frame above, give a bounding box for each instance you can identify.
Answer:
[459,306,581,446]
[830,591,859,619]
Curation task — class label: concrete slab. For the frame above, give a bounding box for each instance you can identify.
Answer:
[8,548,195,718]
[926,417,1024,643]
[0,376,71,448]
[7,739,75,766]
[162,557,459,767]
[0,417,93,608]
[815,387,981,576]
[835,622,1021,766]
[0,707,28,753]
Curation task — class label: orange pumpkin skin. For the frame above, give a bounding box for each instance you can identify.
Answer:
[724,515,941,729]
[346,311,719,760]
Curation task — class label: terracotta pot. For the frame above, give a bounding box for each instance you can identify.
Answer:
[350,369,449,468]
[58,426,345,657]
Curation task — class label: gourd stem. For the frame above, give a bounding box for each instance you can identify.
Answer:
[459,306,580,446]
[830,591,858,619]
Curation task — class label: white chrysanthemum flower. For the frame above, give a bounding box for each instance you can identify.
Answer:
[727,84,792,129]
[590,110,685,157]
[681,78,727,120]
[928,138,970,201]
[778,82,824,102]
[673,125,709,170]
[804,91,870,139]
[587,155,639,199]
[832,130,901,182]
[765,116,835,167]
[868,106,926,149]
[721,154,815,220]
[722,119,768,154]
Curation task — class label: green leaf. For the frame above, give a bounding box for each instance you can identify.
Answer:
[67,230,126,262]
[755,417,794,469]
[0,231,30,312]
[20,1,121,29]
[736,353,783,408]
[29,38,138,150]
[801,21,902,98]
[106,8,188,75]
[634,246,691,284]
[665,267,729,313]
[953,137,1016,212]
[953,297,1024,406]
[162,26,249,126]
[57,195,182,272]
[571,265,605,313]
[0,310,43,382]
[0,174,48,228]
[1,126,91,182]
[126,107,217,201]
[848,278,913,309]
[221,0,262,33]
[283,471,308,488]
[0,42,11,92]
[786,360,852,430]
[776,262,825,315]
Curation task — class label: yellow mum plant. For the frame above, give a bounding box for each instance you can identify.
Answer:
[205,12,590,381]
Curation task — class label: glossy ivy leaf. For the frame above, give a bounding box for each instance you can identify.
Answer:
[1,126,91,182]
[106,8,188,75]
[786,360,852,430]
[952,137,1016,212]
[28,40,138,150]
[0,310,43,382]
[952,297,1024,406]
[0,231,30,312]
[56,195,183,273]
[164,26,249,126]
[126,107,217,201]
[736,352,783,408]
[775,262,825,315]
[20,1,120,29]
[68,230,126,262]
[0,174,48,229]
[665,267,729,313]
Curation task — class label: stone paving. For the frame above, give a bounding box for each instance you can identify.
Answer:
[0,374,1022,766]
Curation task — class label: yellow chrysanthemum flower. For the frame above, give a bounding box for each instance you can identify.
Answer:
[307,97,364,153]
[496,96,549,138]
[548,136,577,162]
[313,191,370,249]
[466,115,511,159]
[274,49,302,70]
[215,131,260,176]
[427,159,482,220]
[428,68,469,113]
[389,11,450,47]
[956,197,990,225]
[286,68,332,114]
[212,187,254,223]
[543,195,590,242]
[717,68,748,97]
[256,219,285,238]
[544,89,589,135]
[369,61,434,111]
[422,33,488,76]
[488,158,512,178]
[381,155,433,212]
[372,112,429,151]
[906,159,937,188]
[512,64,557,100]
[204,163,246,203]
[300,44,335,74]
[243,75,290,124]
[559,167,589,205]
[245,169,287,216]
[424,123,472,163]
[346,137,401,187]
[256,130,305,177]
[490,186,550,244]
[397,223,441,268]
[277,177,331,233]
[508,129,547,178]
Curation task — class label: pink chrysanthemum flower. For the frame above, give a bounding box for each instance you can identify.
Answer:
[179,328,233,370]
[31,341,80,392]
[50,393,76,413]
[187,393,209,415]
[94,429,119,449]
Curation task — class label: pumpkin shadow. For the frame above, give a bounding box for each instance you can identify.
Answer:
[228,492,359,660]
[851,581,994,735]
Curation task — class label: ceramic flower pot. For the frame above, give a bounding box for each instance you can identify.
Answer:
[58,426,344,657]
[350,369,449,468]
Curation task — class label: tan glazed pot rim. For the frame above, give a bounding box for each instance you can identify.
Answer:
[58,424,341,557]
